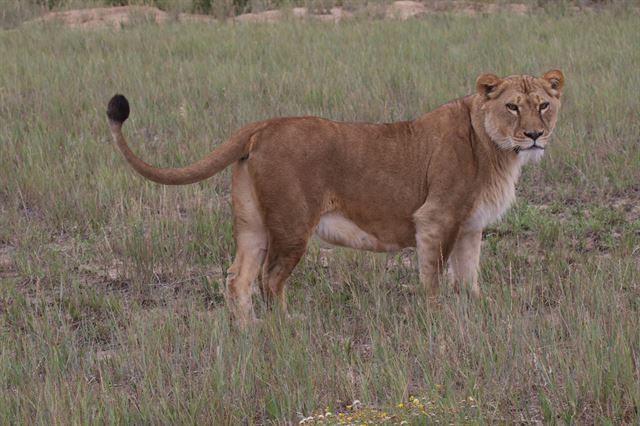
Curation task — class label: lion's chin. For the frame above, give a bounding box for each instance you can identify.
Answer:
[518,148,545,164]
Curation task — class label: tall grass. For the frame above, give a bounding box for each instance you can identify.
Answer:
[1,10,639,424]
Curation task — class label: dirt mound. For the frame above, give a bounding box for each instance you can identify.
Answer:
[22,6,214,30]
[386,1,429,19]
[386,1,535,18]
[233,7,352,23]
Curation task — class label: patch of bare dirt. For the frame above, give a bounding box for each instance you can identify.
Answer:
[77,257,223,288]
[0,245,17,278]
[611,192,640,223]
[77,258,126,285]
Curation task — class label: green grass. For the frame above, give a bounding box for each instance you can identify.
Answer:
[1,8,640,424]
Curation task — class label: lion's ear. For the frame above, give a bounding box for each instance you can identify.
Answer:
[542,69,565,96]
[476,73,502,98]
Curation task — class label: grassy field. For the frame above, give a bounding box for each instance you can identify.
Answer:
[1,7,640,425]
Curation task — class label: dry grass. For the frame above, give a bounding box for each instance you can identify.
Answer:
[1,6,639,424]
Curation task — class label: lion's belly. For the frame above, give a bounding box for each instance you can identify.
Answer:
[314,211,411,252]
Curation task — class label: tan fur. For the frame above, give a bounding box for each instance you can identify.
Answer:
[108,70,564,327]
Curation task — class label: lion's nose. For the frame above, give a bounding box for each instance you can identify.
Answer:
[524,130,543,141]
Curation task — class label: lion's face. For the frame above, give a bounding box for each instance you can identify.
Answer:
[476,70,564,162]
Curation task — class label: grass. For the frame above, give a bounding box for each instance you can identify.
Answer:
[1,7,640,424]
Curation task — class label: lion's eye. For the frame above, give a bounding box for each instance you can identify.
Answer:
[539,102,550,111]
[506,103,519,112]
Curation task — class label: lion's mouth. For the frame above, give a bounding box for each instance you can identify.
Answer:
[514,142,545,153]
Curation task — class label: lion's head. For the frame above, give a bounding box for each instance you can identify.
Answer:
[475,69,565,162]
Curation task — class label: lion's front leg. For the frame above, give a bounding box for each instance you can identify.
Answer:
[414,204,461,298]
[448,230,482,299]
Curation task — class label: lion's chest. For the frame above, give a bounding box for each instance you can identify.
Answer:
[464,165,520,232]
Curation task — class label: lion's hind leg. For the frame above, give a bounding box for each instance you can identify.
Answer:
[225,233,266,328]
[260,235,308,316]
[226,162,268,328]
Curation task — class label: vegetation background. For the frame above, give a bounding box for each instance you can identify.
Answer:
[1,0,639,424]
[3,0,637,27]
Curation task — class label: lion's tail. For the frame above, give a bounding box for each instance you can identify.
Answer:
[107,94,263,185]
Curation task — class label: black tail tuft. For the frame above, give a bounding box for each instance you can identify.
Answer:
[107,94,130,124]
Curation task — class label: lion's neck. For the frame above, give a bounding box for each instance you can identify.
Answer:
[465,96,524,231]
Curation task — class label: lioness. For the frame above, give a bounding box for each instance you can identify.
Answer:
[107,70,564,326]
